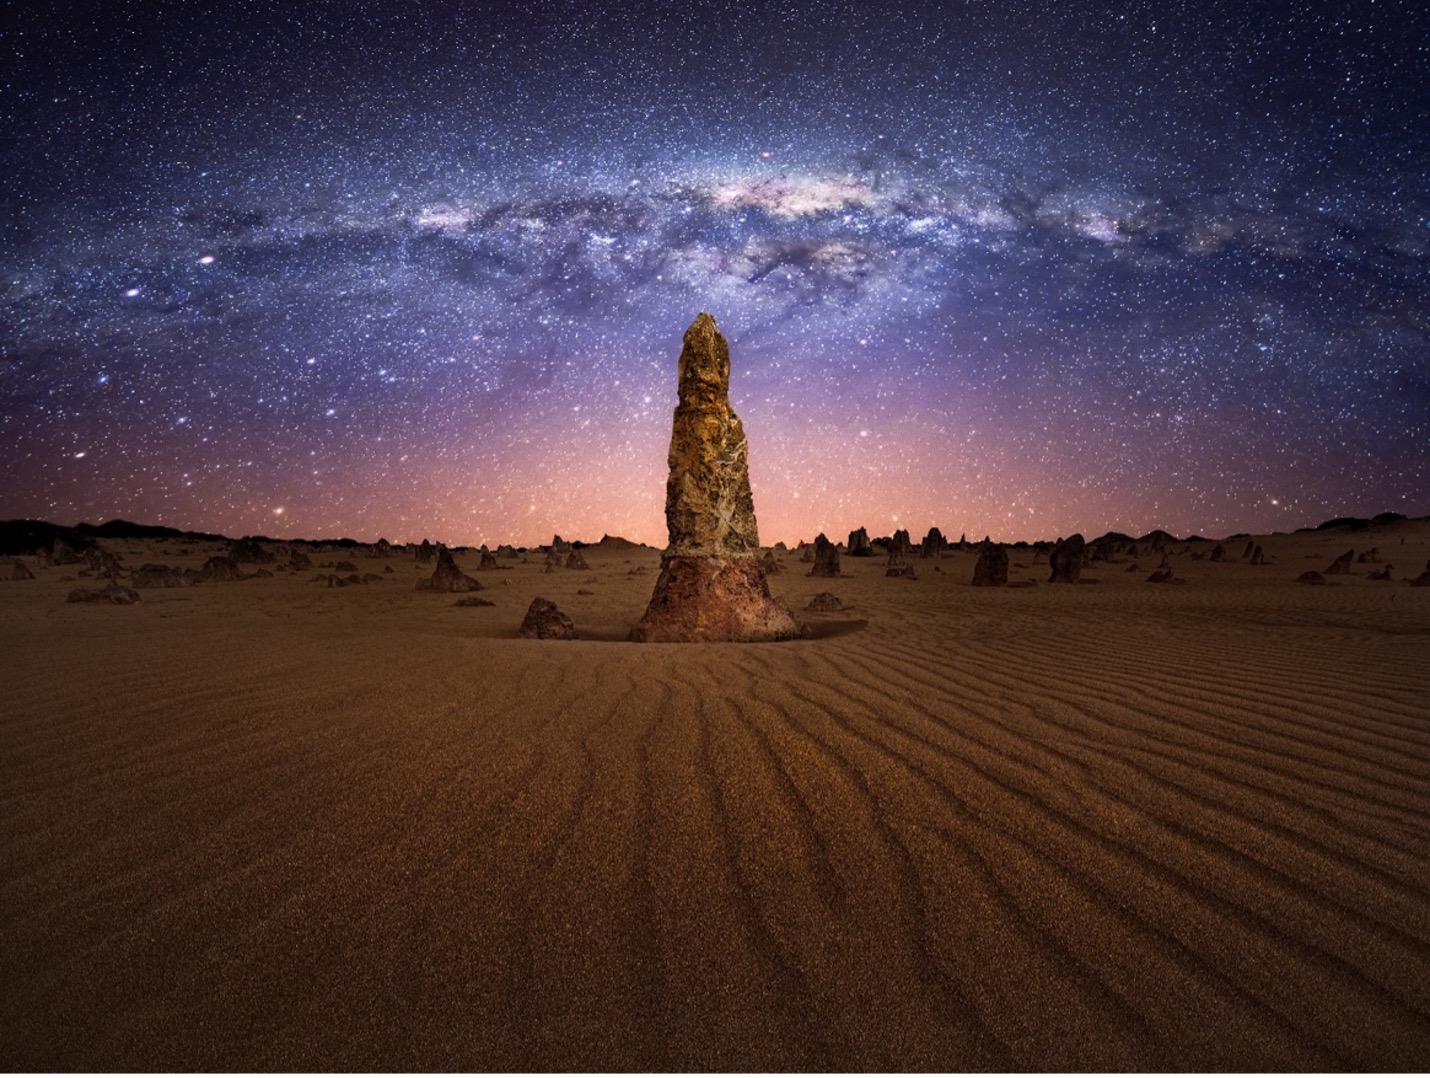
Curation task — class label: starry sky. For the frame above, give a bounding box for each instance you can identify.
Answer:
[3,0,1427,547]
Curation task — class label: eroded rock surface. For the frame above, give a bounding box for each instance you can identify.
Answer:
[632,313,800,642]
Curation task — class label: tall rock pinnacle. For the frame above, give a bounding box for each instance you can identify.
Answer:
[631,313,802,642]
[664,312,761,556]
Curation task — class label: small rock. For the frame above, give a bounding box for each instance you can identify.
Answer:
[1324,549,1354,575]
[67,580,140,604]
[518,596,576,639]
[806,592,843,612]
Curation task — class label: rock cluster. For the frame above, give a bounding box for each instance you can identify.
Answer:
[132,564,188,589]
[229,537,275,564]
[67,580,140,604]
[631,313,801,642]
[192,555,244,583]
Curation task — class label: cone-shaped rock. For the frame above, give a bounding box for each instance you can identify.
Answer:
[632,313,801,642]
[808,533,841,578]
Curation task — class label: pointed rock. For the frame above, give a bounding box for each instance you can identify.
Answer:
[519,596,577,639]
[1324,549,1354,575]
[419,547,482,592]
[632,313,801,642]
[971,539,1009,587]
[808,533,841,578]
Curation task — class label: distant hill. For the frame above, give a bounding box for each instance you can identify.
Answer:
[0,518,226,556]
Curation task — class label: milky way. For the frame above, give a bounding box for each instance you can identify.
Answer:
[3,0,1427,545]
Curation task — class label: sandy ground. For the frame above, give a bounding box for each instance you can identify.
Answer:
[3,523,1429,1070]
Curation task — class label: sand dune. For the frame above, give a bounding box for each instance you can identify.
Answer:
[3,524,1429,1069]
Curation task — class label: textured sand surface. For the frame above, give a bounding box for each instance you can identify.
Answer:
[3,525,1429,1069]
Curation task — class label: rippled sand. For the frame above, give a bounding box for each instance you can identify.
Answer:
[3,525,1429,1069]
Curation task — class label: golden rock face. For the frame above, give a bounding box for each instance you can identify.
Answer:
[663,312,760,556]
[633,312,801,643]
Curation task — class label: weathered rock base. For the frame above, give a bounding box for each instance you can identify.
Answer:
[631,555,803,643]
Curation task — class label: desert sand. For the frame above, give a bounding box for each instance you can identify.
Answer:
[3,521,1430,1070]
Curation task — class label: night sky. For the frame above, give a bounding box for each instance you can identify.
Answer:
[4,0,1427,547]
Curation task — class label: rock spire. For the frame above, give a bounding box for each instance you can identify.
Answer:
[632,313,801,642]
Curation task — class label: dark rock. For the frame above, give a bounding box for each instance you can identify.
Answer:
[847,527,874,557]
[518,596,577,640]
[288,548,313,571]
[760,550,782,575]
[1297,571,1328,585]
[1356,547,1380,563]
[496,544,518,560]
[549,535,572,556]
[51,538,84,566]
[1250,545,1266,565]
[890,529,912,557]
[1411,559,1430,587]
[455,595,496,607]
[1146,569,1185,584]
[1210,544,1226,562]
[920,527,946,559]
[971,539,1008,587]
[1367,566,1392,581]
[808,533,841,578]
[333,560,358,573]
[193,555,244,583]
[67,580,140,604]
[1049,534,1086,584]
[886,565,917,579]
[806,592,843,612]
[479,546,499,570]
[229,537,276,564]
[1324,549,1354,575]
[566,549,590,571]
[6,558,35,581]
[799,544,815,563]
[132,563,188,589]
[1242,540,1256,560]
[419,547,482,592]
[416,539,436,563]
